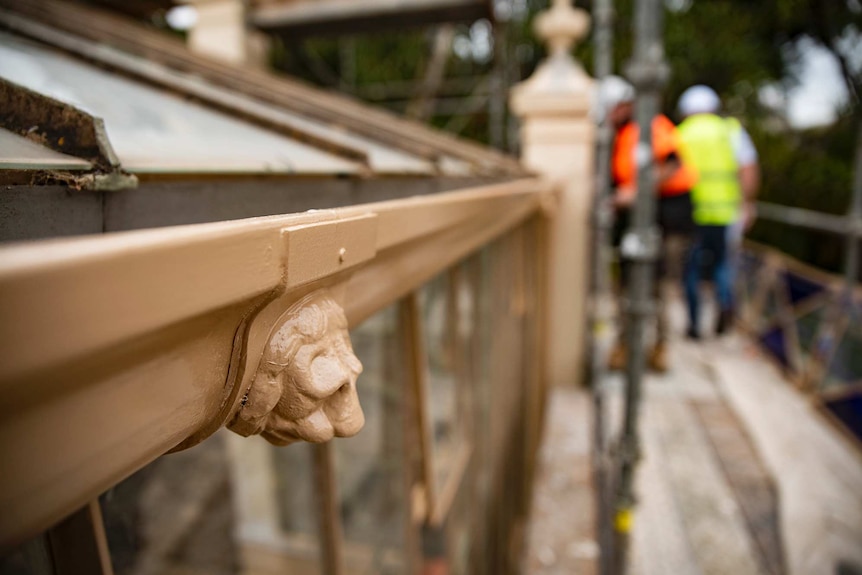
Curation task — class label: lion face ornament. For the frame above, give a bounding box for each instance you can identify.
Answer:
[231,291,364,445]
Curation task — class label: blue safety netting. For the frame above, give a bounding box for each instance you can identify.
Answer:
[741,248,862,446]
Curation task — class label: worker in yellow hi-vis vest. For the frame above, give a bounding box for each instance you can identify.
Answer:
[677,85,760,338]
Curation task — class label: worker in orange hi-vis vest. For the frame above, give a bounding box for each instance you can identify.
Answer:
[598,75,698,373]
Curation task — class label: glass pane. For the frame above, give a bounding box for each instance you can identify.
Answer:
[334,304,408,575]
[758,326,791,368]
[796,305,826,354]
[469,228,532,574]
[0,534,54,575]
[419,269,473,504]
[100,433,239,575]
[822,391,862,444]
[760,287,780,329]
[825,330,862,389]
[102,431,324,575]
[270,442,322,572]
[0,32,354,175]
[734,251,761,321]
[847,300,862,339]
[437,480,474,575]
[455,249,495,573]
[738,252,761,297]
[782,270,825,306]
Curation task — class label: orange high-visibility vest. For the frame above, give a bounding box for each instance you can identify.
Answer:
[611,115,697,197]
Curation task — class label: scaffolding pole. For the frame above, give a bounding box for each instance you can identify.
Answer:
[589,0,615,573]
[844,123,862,298]
[612,0,667,571]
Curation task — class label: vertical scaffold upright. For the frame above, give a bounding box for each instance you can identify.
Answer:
[590,0,615,572]
[612,0,668,572]
[844,124,862,298]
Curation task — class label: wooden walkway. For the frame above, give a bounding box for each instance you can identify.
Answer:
[525,307,862,575]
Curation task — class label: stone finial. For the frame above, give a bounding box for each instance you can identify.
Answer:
[509,0,593,118]
[228,290,365,446]
[534,0,590,59]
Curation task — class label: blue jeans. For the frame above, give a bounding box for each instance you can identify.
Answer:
[685,225,732,331]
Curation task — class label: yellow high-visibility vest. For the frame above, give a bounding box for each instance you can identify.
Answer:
[678,114,742,226]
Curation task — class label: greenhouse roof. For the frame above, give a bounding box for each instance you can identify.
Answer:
[0,0,524,181]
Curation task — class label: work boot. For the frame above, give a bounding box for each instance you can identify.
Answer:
[716,309,734,335]
[648,341,669,373]
[608,340,627,371]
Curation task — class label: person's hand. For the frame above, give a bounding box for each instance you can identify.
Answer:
[743,202,757,231]
[614,184,636,208]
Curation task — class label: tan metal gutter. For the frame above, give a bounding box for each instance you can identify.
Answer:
[0,177,553,548]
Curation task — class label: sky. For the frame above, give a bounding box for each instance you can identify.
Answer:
[783,39,850,129]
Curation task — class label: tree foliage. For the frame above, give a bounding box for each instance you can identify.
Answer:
[579,0,862,274]
[573,0,861,118]
[271,0,861,273]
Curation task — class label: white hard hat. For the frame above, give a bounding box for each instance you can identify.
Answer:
[678,85,721,116]
[593,75,635,123]
[599,75,635,110]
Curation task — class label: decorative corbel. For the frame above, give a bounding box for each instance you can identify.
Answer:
[170,213,377,450]
[228,289,365,445]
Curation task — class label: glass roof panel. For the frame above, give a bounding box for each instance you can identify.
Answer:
[0,32,359,175]
[0,128,92,170]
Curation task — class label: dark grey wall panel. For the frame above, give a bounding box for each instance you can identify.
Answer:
[350,177,512,205]
[351,178,437,205]
[0,176,516,241]
[106,177,508,232]
[436,177,514,192]
[0,186,103,242]
[104,178,353,232]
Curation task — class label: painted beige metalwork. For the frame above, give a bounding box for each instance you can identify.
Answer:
[229,289,365,445]
[510,0,594,388]
[0,178,553,547]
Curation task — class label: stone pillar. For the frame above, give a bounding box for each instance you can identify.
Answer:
[186,0,270,68]
[510,0,594,387]
[186,0,247,64]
